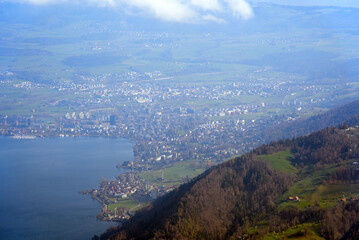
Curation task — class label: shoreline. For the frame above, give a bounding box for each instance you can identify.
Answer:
[11,134,37,139]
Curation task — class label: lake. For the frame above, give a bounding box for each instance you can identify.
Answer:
[0,136,134,240]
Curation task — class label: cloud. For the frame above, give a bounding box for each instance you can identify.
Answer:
[127,0,197,23]
[123,0,254,22]
[4,0,254,23]
[202,14,226,23]
[224,0,253,20]
[191,0,222,11]
[87,0,116,7]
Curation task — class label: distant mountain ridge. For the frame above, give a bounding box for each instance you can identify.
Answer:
[98,101,359,240]
[262,99,359,143]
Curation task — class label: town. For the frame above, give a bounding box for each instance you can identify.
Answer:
[0,69,345,168]
[81,172,174,221]
[0,68,353,220]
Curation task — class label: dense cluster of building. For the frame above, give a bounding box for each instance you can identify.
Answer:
[82,172,173,220]
[0,69,342,171]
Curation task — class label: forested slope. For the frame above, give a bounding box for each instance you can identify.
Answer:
[99,122,359,240]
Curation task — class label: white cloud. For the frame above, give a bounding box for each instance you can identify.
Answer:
[224,0,253,20]
[4,0,255,23]
[127,0,197,23]
[87,0,116,7]
[191,0,222,11]
[202,14,226,23]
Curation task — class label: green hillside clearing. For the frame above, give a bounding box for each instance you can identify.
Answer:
[259,150,297,174]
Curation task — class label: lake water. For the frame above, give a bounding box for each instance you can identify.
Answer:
[0,136,134,240]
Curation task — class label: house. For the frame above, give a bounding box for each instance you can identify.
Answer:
[287,196,300,202]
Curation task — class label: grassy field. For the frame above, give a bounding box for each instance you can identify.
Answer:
[248,157,359,239]
[264,223,324,240]
[107,197,139,211]
[278,164,335,209]
[259,151,297,174]
[139,161,207,186]
[278,159,359,209]
[0,84,88,116]
[312,183,359,203]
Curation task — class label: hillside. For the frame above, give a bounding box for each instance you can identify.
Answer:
[262,99,359,143]
[98,123,359,240]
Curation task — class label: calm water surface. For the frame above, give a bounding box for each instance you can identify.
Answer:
[0,136,134,240]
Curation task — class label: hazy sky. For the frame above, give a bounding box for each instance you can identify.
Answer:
[2,0,358,23]
[3,0,254,23]
[254,0,359,8]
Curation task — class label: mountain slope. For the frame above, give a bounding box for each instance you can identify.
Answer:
[262,99,359,143]
[100,157,293,240]
[100,123,359,240]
